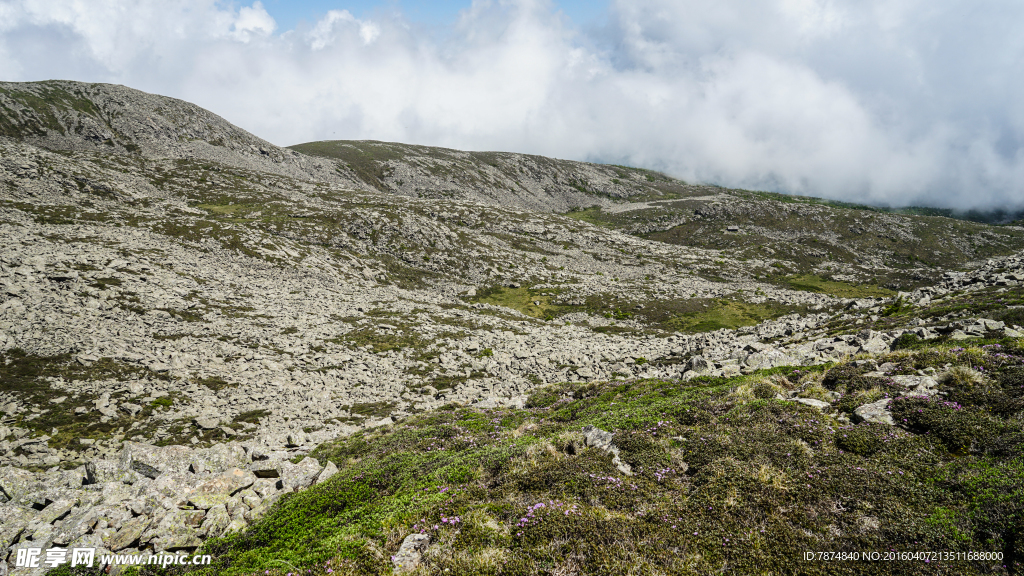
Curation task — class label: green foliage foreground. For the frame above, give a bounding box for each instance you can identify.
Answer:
[136,342,1024,576]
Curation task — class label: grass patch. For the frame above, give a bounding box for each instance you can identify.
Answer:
[468,286,561,320]
[665,299,796,333]
[784,274,894,298]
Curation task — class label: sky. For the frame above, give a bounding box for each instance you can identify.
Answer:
[0,0,1023,211]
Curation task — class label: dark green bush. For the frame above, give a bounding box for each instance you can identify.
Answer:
[822,363,883,393]
[891,333,923,350]
[614,431,671,476]
[834,424,898,456]
[890,397,1012,454]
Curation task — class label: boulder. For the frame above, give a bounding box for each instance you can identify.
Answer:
[279,457,323,492]
[685,356,710,373]
[105,514,151,552]
[582,426,632,476]
[392,533,430,572]
[85,460,137,485]
[853,398,895,425]
[859,338,889,354]
[198,504,230,538]
[193,417,220,430]
[0,467,36,502]
[249,461,281,478]
[147,510,203,552]
[795,398,831,411]
[891,375,939,396]
[187,468,256,509]
[189,444,246,471]
[119,443,193,479]
[744,349,796,371]
[315,461,339,485]
[0,502,33,549]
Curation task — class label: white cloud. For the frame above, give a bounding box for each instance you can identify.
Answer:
[230,1,276,42]
[0,0,1022,210]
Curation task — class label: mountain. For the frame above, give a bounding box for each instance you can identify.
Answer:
[1,80,1022,574]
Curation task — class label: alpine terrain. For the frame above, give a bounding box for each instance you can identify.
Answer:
[1,81,1023,576]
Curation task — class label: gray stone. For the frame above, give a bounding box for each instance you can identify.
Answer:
[279,457,323,491]
[120,442,193,479]
[249,461,281,478]
[853,398,895,426]
[858,338,889,354]
[105,514,151,551]
[0,467,36,502]
[85,459,136,485]
[194,417,220,430]
[795,398,831,411]
[582,426,632,476]
[198,504,230,538]
[891,375,939,396]
[392,533,430,572]
[315,461,339,485]
[0,502,33,549]
[685,355,710,373]
[744,349,795,371]
[187,468,256,509]
[147,510,203,552]
[364,417,394,429]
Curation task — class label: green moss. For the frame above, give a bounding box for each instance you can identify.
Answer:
[784,274,894,298]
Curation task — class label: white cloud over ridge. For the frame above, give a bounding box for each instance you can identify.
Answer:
[1,0,1022,210]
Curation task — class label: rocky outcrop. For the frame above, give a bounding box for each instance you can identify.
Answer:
[0,440,334,573]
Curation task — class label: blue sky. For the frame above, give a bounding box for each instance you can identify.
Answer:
[258,0,608,31]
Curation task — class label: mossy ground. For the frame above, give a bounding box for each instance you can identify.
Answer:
[782,275,894,299]
[110,340,1024,576]
[467,286,803,334]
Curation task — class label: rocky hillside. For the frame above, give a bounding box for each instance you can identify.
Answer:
[0,81,354,187]
[0,81,1023,575]
[290,140,686,213]
[292,140,1024,291]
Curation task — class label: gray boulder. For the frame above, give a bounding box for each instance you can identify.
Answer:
[685,355,710,373]
[393,533,431,572]
[0,466,36,502]
[105,514,151,551]
[582,426,632,476]
[795,398,831,411]
[853,398,895,425]
[279,457,323,492]
[119,442,193,479]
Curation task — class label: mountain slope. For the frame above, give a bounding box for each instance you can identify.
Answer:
[291,140,1024,291]
[0,81,1023,574]
[0,80,355,186]
[290,139,687,213]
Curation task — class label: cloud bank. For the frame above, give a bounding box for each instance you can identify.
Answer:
[1,0,1022,210]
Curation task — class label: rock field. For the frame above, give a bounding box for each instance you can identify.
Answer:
[2,80,1024,574]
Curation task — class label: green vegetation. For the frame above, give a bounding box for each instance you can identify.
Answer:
[138,339,1024,576]
[783,274,894,298]
[0,349,175,455]
[468,286,560,320]
[330,326,430,355]
[662,298,798,333]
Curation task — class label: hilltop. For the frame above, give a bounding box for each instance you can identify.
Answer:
[0,80,1022,575]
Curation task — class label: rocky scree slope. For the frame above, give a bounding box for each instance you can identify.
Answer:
[292,140,1024,291]
[0,81,357,188]
[1,81,1024,573]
